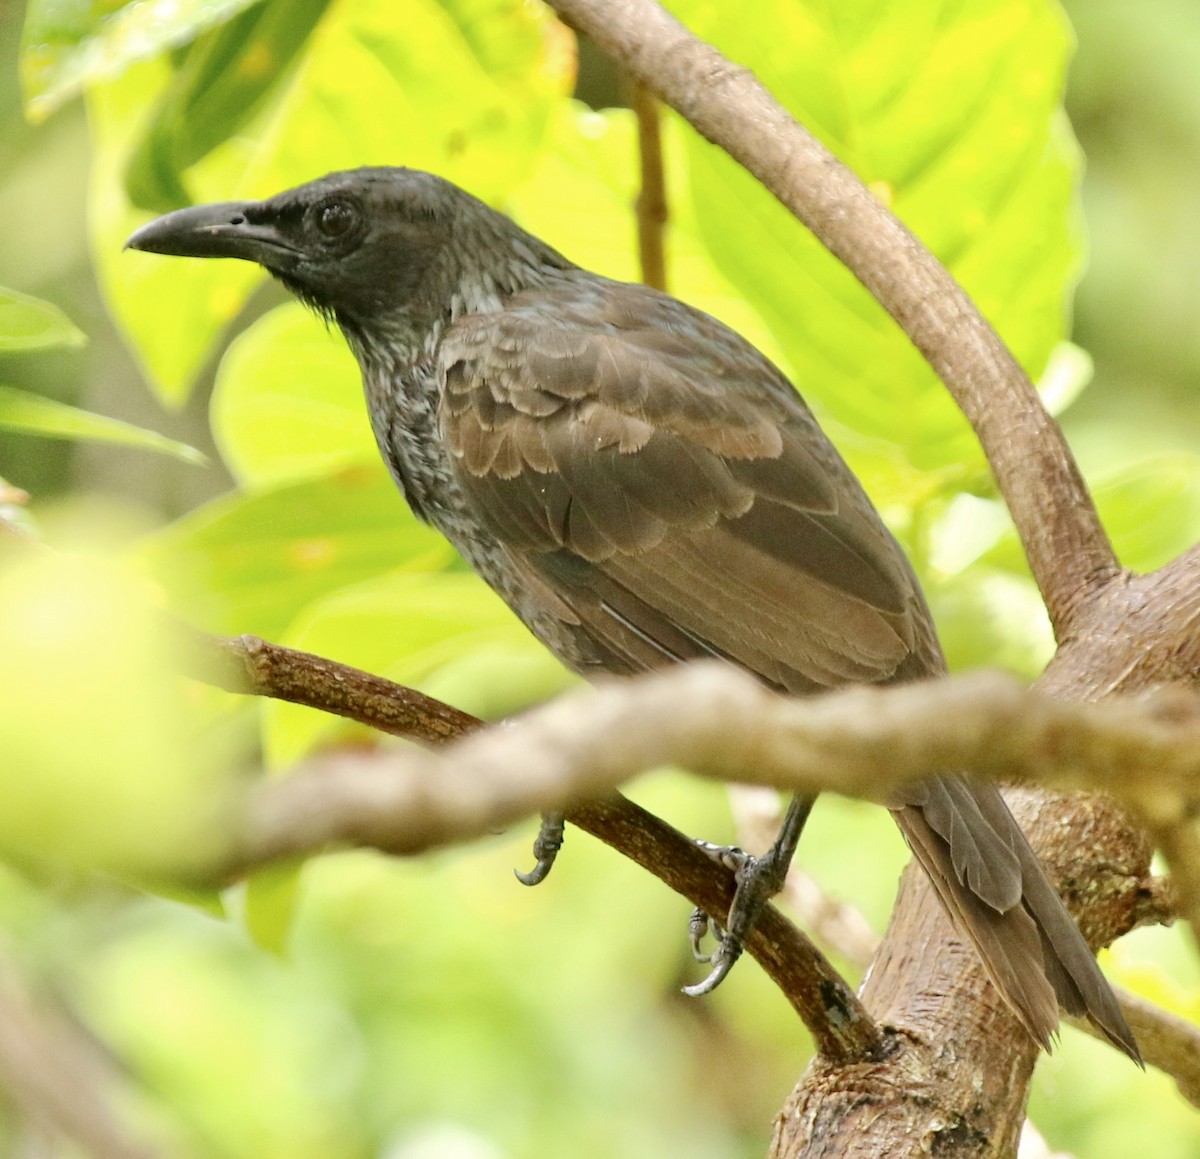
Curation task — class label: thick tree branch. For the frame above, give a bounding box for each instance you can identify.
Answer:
[184,631,880,1063]
[181,631,1200,1152]
[545,0,1116,637]
[213,659,1200,825]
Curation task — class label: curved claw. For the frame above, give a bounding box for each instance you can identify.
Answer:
[514,810,566,887]
[682,941,743,997]
[514,857,555,886]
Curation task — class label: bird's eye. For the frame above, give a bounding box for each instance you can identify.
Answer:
[315,200,357,239]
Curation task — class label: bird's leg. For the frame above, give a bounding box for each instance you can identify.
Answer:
[684,793,816,995]
[514,811,566,886]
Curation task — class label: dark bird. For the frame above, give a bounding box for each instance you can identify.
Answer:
[127,166,1138,1061]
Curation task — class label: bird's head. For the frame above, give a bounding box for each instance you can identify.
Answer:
[125,167,566,330]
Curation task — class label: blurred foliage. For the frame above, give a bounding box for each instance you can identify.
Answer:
[0,0,1197,1155]
[0,283,203,464]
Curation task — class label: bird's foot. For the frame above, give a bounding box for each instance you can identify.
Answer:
[683,795,815,996]
[514,811,566,886]
[683,840,791,996]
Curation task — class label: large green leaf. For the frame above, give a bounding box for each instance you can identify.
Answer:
[506,102,791,372]
[96,0,573,404]
[137,467,455,639]
[91,57,262,407]
[0,286,85,351]
[20,0,260,122]
[0,385,205,462]
[210,303,375,489]
[670,0,1082,471]
[125,0,335,212]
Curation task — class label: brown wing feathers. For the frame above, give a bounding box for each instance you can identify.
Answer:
[438,277,1138,1060]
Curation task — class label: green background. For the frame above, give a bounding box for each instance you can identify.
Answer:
[1,1,1198,1155]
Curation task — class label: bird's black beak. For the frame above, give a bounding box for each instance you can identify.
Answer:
[124,201,295,265]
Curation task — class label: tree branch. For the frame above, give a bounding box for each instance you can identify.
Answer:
[545,0,1117,637]
[183,631,881,1063]
[212,660,1200,824]
[630,77,668,292]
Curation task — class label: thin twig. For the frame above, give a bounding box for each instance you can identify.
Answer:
[545,0,1117,639]
[630,77,668,292]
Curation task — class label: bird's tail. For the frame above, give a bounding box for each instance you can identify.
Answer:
[892,775,1141,1063]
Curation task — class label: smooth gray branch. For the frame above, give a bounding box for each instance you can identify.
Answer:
[229,664,1197,873]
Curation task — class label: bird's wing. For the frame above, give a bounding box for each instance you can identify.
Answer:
[438,283,1147,1058]
[438,280,929,693]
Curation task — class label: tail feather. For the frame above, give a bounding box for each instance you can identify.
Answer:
[893,776,1141,1064]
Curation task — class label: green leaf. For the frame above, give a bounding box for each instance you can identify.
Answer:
[241,863,304,956]
[236,0,572,208]
[0,286,85,352]
[20,0,262,123]
[0,554,229,877]
[1093,454,1200,573]
[94,0,573,404]
[90,57,262,406]
[671,0,1082,473]
[125,0,335,212]
[977,454,1200,578]
[210,304,376,489]
[136,467,456,640]
[507,102,791,371]
[0,385,206,463]
[264,570,574,767]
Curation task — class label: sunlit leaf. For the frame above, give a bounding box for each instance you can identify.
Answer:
[235,0,572,207]
[0,286,85,351]
[211,304,374,488]
[1093,454,1200,573]
[979,453,1200,578]
[0,385,206,463]
[91,57,262,405]
[671,0,1082,473]
[136,466,456,639]
[125,0,334,212]
[20,0,261,122]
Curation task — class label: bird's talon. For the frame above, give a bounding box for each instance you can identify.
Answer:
[682,942,742,997]
[515,810,566,887]
[688,908,713,961]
